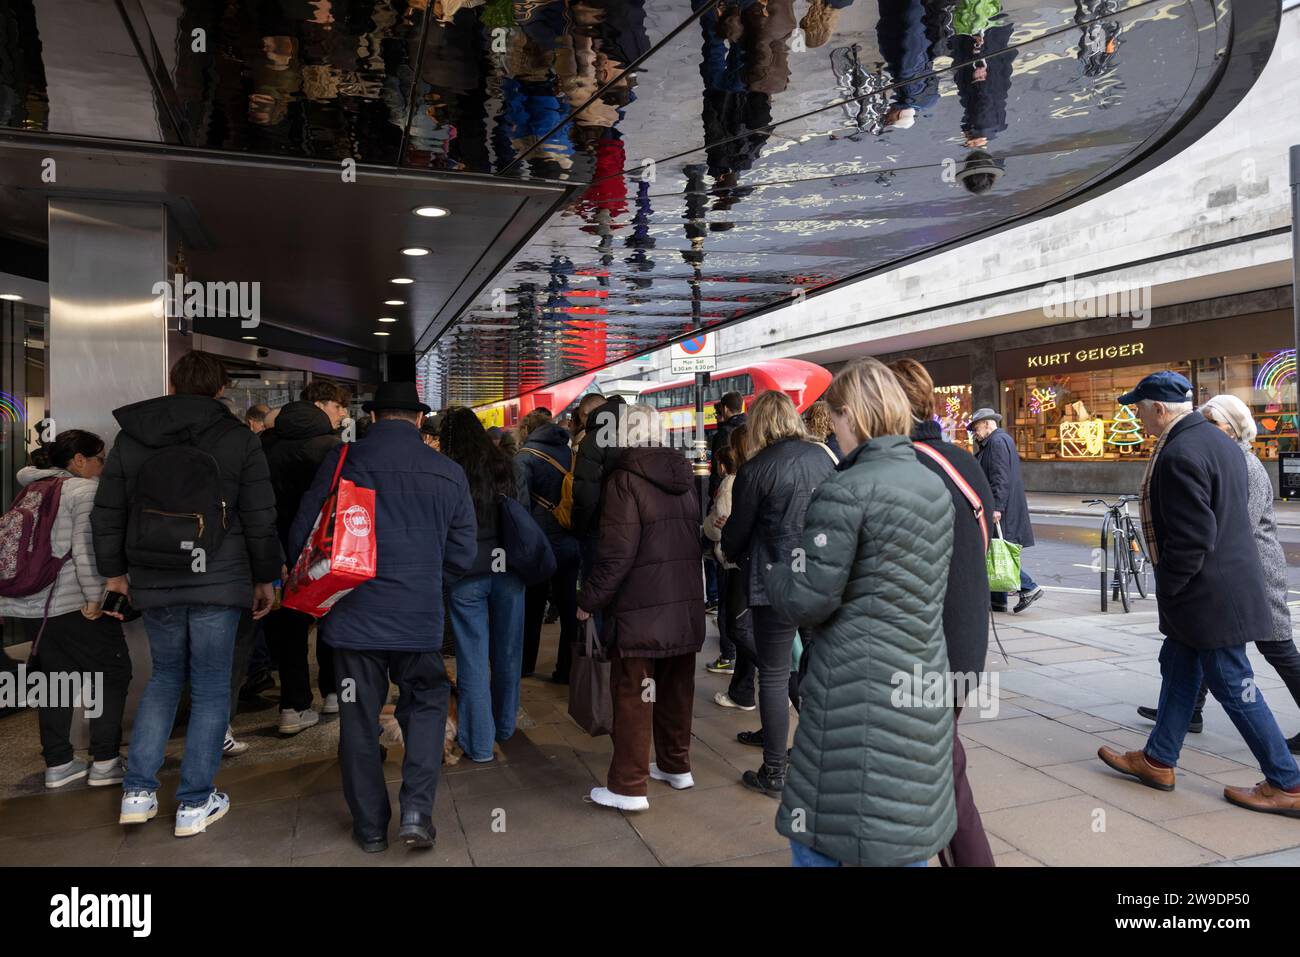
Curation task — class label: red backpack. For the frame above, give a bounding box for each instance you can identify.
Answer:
[0,476,72,651]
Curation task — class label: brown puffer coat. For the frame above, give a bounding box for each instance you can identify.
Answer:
[577,446,705,659]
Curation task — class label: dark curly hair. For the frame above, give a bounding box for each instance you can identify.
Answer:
[438,407,515,524]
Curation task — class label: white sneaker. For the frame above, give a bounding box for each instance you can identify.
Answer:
[279,707,320,735]
[320,693,339,715]
[119,790,158,825]
[713,691,757,711]
[587,786,649,811]
[44,757,89,789]
[222,726,249,756]
[649,763,695,790]
[174,791,230,837]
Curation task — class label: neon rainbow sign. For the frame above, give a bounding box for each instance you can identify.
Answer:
[0,391,26,426]
[1254,350,1296,394]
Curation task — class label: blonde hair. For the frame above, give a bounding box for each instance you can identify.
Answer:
[617,403,665,448]
[746,390,810,453]
[824,357,913,443]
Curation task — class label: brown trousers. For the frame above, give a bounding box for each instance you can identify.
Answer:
[607,653,696,797]
[939,706,996,867]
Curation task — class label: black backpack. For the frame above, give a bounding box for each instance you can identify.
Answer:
[125,422,241,569]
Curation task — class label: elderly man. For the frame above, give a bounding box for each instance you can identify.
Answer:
[970,408,1041,613]
[1098,371,1300,816]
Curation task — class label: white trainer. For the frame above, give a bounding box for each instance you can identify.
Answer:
[649,763,695,790]
[588,786,649,811]
[174,791,230,837]
[223,726,249,756]
[713,691,757,711]
[279,707,320,735]
[320,693,339,715]
[119,790,158,825]
[45,757,89,789]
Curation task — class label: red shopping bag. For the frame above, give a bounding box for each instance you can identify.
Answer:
[282,443,376,618]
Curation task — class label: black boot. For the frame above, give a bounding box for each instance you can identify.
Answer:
[737,728,764,747]
[398,811,436,849]
[741,762,786,798]
[1136,705,1203,734]
[353,828,388,853]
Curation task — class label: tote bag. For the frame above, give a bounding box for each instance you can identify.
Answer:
[568,617,613,737]
[283,444,377,618]
[986,521,1022,593]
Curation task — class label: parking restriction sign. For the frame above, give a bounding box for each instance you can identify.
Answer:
[670,332,717,374]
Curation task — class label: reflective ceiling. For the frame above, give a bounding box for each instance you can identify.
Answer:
[0,0,1281,403]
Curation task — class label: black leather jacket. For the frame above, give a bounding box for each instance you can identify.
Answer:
[720,436,836,608]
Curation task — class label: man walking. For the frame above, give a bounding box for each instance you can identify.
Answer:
[1098,371,1300,815]
[289,382,476,852]
[971,408,1041,613]
[93,351,282,837]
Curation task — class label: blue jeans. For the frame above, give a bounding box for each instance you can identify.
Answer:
[789,839,927,868]
[1146,639,1300,790]
[448,572,526,761]
[123,605,242,807]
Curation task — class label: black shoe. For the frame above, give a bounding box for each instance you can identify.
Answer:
[353,829,388,853]
[1136,705,1203,734]
[737,729,764,747]
[991,602,1009,613]
[398,812,435,849]
[239,669,275,701]
[1013,586,1044,614]
[741,763,786,798]
[1287,733,1300,755]
[543,603,559,624]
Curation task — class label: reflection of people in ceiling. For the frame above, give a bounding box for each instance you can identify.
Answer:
[0,0,47,130]
[406,4,491,169]
[1075,0,1122,79]
[695,0,796,216]
[874,0,956,131]
[951,1,1015,149]
[494,2,576,177]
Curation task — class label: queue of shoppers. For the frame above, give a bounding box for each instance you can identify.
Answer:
[5,351,1298,863]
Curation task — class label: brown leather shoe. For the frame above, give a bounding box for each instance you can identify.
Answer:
[1098,747,1175,791]
[1223,781,1300,818]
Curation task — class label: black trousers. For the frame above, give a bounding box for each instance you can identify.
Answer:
[523,554,580,678]
[334,646,448,835]
[263,607,314,712]
[228,610,258,721]
[715,565,736,661]
[751,605,795,770]
[24,613,132,767]
[1194,638,1300,716]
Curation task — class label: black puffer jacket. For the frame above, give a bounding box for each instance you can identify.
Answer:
[720,436,836,607]
[261,401,340,556]
[911,419,992,676]
[570,395,626,538]
[92,394,283,610]
[709,411,746,498]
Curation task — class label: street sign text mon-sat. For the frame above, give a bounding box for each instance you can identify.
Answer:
[671,333,717,374]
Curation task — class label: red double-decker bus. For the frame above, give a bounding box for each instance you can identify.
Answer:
[473,373,596,430]
[639,359,832,433]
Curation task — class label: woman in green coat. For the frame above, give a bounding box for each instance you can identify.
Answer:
[765,357,958,867]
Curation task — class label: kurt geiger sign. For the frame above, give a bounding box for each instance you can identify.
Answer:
[1026,340,1147,370]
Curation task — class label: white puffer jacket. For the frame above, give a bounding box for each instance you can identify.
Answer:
[0,467,103,619]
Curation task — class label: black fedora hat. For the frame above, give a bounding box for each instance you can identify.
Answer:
[362,381,431,414]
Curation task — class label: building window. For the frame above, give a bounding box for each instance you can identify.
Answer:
[932,384,973,446]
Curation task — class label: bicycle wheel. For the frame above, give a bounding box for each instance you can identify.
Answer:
[1098,512,1111,612]
[1112,527,1132,613]
[1124,515,1151,598]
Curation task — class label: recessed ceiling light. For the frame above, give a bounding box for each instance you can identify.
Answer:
[384,299,405,306]
[373,331,390,336]
[412,206,449,218]
[401,247,430,257]
[0,293,22,301]
[390,277,414,284]
[378,317,397,323]
[242,336,257,340]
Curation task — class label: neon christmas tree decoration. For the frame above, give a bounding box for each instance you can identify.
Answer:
[1108,405,1143,452]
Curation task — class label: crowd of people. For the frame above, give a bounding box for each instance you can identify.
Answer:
[4,352,1298,863]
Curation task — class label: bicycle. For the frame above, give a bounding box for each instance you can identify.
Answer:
[1082,495,1151,612]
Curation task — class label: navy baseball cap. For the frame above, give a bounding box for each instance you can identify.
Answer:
[1117,370,1193,406]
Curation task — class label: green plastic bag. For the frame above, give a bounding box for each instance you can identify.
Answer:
[986,526,1022,592]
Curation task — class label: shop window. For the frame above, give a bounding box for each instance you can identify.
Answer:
[932,384,973,447]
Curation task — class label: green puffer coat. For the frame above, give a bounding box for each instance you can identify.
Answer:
[766,435,958,867]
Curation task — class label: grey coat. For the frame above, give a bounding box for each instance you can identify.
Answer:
[766,435,957,867]
[1243,451,1292,643]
